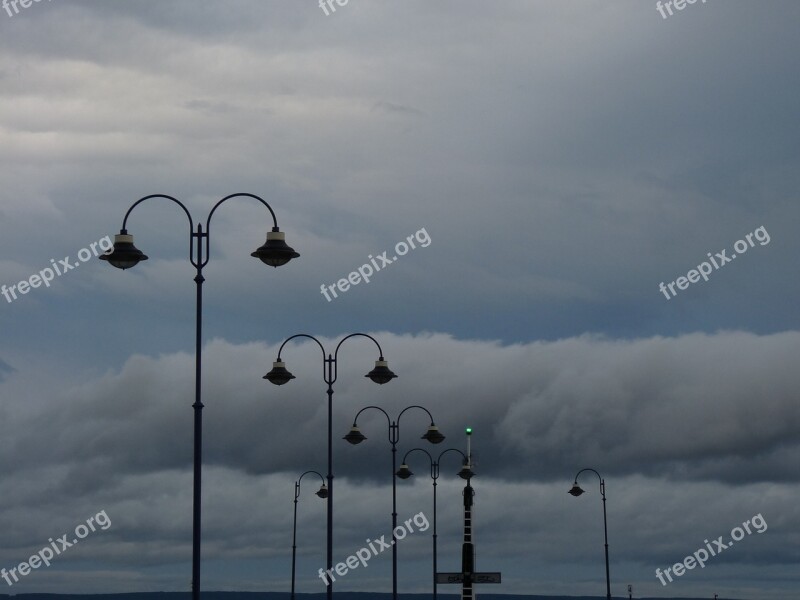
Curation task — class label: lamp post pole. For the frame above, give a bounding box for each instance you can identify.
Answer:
[344,405,445,600]
[568,468,611,600]
[291,471,328,600]
[100,193,299,600]
[396,447,472,600]
[265,334,397,600]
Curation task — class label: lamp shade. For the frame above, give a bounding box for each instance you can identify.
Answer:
[396,464,413,479]
[343,426,366,445]
[98,231,148,270]
[251,228,299,267]
[458,464,474,480]
[568,483,585,497]
[421,425,445,444]
[365,359,397,384]
[263,361,295,385]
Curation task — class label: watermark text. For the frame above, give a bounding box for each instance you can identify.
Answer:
[658,225,769,300]
[318,511,429,585]
[1,510,111,586]
[320,227,431,302]
[2,235,112,305]
[655,513,767,586]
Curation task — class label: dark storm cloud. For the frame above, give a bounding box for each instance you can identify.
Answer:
[4,331,799,492]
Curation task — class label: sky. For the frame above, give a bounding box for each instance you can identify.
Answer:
[1,0,799,598]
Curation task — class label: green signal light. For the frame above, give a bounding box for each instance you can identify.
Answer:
[465,427,472,434]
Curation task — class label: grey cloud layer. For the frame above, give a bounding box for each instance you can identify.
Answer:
[1,326,798,596]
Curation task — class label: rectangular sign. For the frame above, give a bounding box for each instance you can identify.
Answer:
[436,572,501,584]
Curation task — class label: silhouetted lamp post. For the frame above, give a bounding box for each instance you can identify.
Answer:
[396,447,472,600]
[569,467,611,600]
[345,405,444,600]
[291,470,328,600]
[100,193,299,600]
[264,333,396,600]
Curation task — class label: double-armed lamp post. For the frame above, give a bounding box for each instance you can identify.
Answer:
[264,333,396,600]
[99,193,300,600]
[396,447,473,600]
[344,405,445,600]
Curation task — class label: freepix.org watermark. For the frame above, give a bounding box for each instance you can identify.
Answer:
[319,227,431,302]
[1,235,112,305]
[658,225,770,300]
[318,511,429,585]
[655,513,767,586]
[1,510,111,586]
[318,0,349,16]
[656,0,707,20]
[3,0,54,19]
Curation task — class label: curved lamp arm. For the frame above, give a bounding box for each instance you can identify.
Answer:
[276,334,328,381]
[571,467,605,498]
[437,447,468,465]
[203,193,283,268]
[120,194,196,264]
[332,333,387,385]
[352,405,392,428]
[401,447,434,466]
[397,404,436,425]
[296,470,327,500]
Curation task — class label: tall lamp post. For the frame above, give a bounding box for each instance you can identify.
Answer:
[396,447,473,600]
[568,468,611,600]
[291,470,328,600]
[344,405,445,600]
[99,193,299,600]
[264,333,397,600]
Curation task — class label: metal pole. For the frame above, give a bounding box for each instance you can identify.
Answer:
[432,472,438,600]
[291,483,299,600]
[326,361,334,600]
[391,422,398,600]
[191,224,205,600]
[601,480,610,600]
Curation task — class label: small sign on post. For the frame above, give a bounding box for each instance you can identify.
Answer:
[436,572,502,584]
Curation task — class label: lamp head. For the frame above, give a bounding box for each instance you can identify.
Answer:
[315,484,329,499]
[344,426,366,445]
[365,358,397,384]
[422,425,445,444]
[568,482,585,497]
[458,464,474,480]
[98,230,148,270]
[263,361,295,385]
[396,464,413,480]
[251,227,300,267]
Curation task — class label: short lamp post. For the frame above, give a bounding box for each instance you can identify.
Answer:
[99,193,299,600]
[265,333,396,600]
[568,468,611,600]
[396,447,472,600]
[291,470,328,600]
[344,405,445,600]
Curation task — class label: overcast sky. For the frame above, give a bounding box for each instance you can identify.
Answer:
[1,1,799,598]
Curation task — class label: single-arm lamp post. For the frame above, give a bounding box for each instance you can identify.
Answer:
[264,333,396,600]
[291,470,328,600]
[568,467,611,600]
[344,405,445,600]
[396,447,472,600]
[100,193,299,600]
